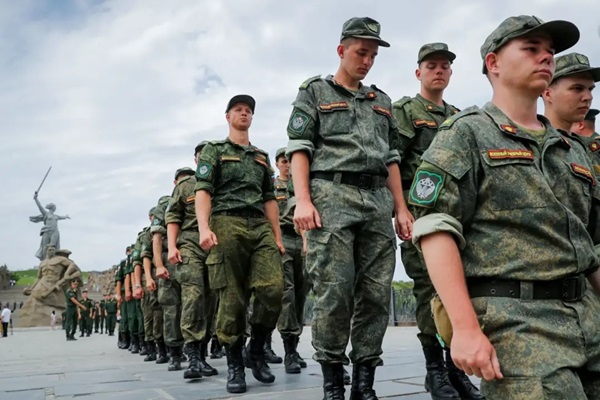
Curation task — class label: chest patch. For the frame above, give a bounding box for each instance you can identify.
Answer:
[318,101,349,111]
[373,105,392,117]
[487,149,534,160]
[571,163,595,186]
[413,119,437,128]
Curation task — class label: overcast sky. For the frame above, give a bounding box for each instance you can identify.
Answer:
[1,0,599,281]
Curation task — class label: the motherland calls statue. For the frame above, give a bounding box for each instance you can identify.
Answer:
[18,245,82,327]
[30,192,70,260]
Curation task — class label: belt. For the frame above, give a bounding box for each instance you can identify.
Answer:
[213,209,264,219]
[311,172,387,190]
[281,225,298,236]
[467,274,586,302]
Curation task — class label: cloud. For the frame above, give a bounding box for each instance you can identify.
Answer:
[1,0,599,282]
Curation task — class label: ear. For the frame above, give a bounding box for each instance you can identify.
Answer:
[337,44,345,59]
[225,112,231,123]
[485,52,499,75]
[541,88,552,102]
[415,68,421,81]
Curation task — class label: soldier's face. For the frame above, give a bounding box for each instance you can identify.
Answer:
[47,247,56,258]
[82,293,87,299]
[276,156,289,176]
[489,34,555,94]
[417,56,452,92]
[226,103,253,130]
[543,74,595,123]
[339,39,378,81]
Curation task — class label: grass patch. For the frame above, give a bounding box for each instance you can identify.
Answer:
[13,269,88,287]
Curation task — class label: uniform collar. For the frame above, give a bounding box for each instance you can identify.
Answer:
[415,93,449,114]
[225,137,256,152]
[324,74,378,99]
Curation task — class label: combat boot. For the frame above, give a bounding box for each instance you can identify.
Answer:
[168,346,183,371]
[131,335,140,354]
[144,341,157,362]
[155,339,169,364]
[295,335,307,368]
[321,363,345,400]
[210,336,224,359]
[349,363,378,400]
[263,330,283,364]
[139,338,148,356]
[70,334,77,341]
[120,332,131,350]
[423,346,460,400]
[248,325,276,383]
[283,335,301,374]
[225,341,247,393]
[199,342,218,376]
[183,341,202,380]
[446,349,484,399]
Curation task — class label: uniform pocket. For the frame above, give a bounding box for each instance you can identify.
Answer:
[206,248,227,290]
[306,229,332,245]
[176,257,203,286]
[482,376,544,400]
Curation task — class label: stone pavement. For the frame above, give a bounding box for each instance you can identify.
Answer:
[0,326,480,399]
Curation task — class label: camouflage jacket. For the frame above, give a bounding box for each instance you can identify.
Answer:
[165,175,199,234]
[150,195,170,252]
[410,102,600,280]
[286,74,400,176]
[195,138,276,215]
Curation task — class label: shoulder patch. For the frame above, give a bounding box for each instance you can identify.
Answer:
[439,106,479,130]
[288,110,311,137]
[299,75,321,90]
[196,162,212,179]
[392,96,412,109]
[408,169,445,208]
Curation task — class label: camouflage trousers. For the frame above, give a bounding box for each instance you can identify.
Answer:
[125,299,139,336]
[206,215,283,346]
[277,232,308,337]
[473,290,600,399]
[141,284,163,342]
[401,241,438,348]
[119,296,128,333]
[306,179,396,366]
[157,256,183,347]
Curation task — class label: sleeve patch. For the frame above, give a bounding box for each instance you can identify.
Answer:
[287,110,311,137]
[196,162,212,178]
[151,218,162,226]
[408,170,445,208]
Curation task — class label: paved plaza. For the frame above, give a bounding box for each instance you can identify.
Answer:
[0,326,479,399]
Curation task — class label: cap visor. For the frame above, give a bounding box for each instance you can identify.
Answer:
[350,34,391,47]
[419,50,456,63]
[525,20,579,54]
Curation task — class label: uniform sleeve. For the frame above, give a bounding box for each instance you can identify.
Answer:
[165,184,184,225]
[385,99,401,166]
[392,102,416,161]
[140,231,153,260]
[150,203,168,235]
[409,123,479,251]
[262,154,276,202]
[131,239,143,267]
[195,143,219,195]
[286,88,318,160]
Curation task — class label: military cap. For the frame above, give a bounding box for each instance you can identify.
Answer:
[417,43,456,64]
[126,245,131,251]
[174,167,195,181]
[226,94,255,114]
[275,147,287,161]
[148,206,156,217]
[194,141,209,156]
[55,249,72,257]
[340,17,390,47]
[480,15,579,73]
[82,288,88,293]
[552,53,600,83]
[585,109,600,122]
[158,195,170,204]
[70,278,78,283]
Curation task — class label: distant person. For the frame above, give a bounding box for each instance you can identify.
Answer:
[19,301,23,309]
[51,310,57,330]
[1,305,11,337]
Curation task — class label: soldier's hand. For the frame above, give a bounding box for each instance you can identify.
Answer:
[394,206,414,241]
[156,266,170,280]
[133,287,143,300]
[146,278,157,292]
[81,306,87,311]
[168,247,183,265]
[294,199,322,231]
[276,239,286,255]
[451,328,503,381]
[125,290,132,301]
[200,229,218,251]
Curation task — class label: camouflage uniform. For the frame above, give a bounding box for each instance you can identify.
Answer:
[138,226,163,345]
[286,72,399,368]
[115,261,128,337]
[124,251,140,344]
[131,233,147,351]
[410,102,600,399]
[195,139,283,346]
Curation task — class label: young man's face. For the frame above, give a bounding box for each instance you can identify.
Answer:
[276,156,289,177]
[82,292,88,299]
[70,281,78,289]
[489,34,555,95]
[339,38,379,81]
[226,103,253,130]
[417,55,452,92]
[544,73,595,123]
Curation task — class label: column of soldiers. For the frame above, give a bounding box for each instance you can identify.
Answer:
[105,14,600,400]
[63,283,117,339]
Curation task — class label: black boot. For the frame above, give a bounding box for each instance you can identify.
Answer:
[344,367,351,385]
[131,335,140,354]
[295,335,307,368]
[199,342,218,376]
[283,335,301,374]
[321,363,345,400]
[248,326,276,383]
[225,341,247,393]
[349,364,378,400]
[117,332,124,348]
[168,346,183,371]
[120,332,131,350]
[155,339,169,364]
[70,334,77,341]
[183,341,203,379]
[144,341,157,362]
[263,330,283,364]
[446,349,484,399]
[423,346,460,400]
[139,337,148,356]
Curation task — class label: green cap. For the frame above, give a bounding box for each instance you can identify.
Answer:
[552,53,600,83]
[158,195,170,204]
[226,94,255,114]
[148,206,156,217]
[82,288,88,293]
[194,141,209,156]
[417,43,456,64]
[275,147,287,161]
[585,109,600,122]
[340,17,390,47]
[70,278,78,284]
[480,15,579,73]
[174,167,195,181]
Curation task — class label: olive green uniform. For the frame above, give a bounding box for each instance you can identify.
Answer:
[131,233,147,342]
[105,298,118,335]
[99,300,106,333]
[79,297,94,335]
[65,288,78,338]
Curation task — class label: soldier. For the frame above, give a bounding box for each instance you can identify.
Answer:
[99,294,107,334]
[195,94,285,393]
[166,161,219,380]
[274,147,308,374]
[93,301,100,333]
[124,243,142,353]
[573,108,599,138]
[115,255,130,349]
[105,292,118,336]
[410,15,600,399]
[132,233,149,356]
[61,309,66,330]
[89,300,97,335]
[393,44,481,399]
[286,17,407,399]
[78,289,93,337]
[65,279,86,341]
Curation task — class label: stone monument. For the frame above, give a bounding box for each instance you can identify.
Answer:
[29,192,70,261]
[18,246,82,327]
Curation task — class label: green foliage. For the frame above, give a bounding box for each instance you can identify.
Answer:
[392,280,414,290]
[12,269,88,286]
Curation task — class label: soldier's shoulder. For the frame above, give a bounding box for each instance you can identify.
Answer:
[299,75,323,90]
[175,175,195,186]
[438,106,481,131]
[253,147,270,159]
[392,96,413,110]
[369,84,388,96]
